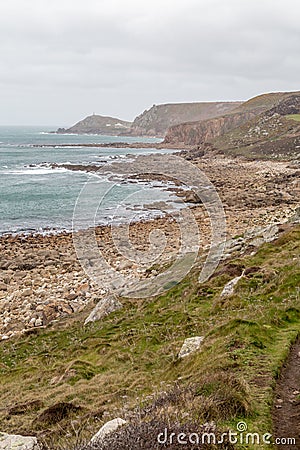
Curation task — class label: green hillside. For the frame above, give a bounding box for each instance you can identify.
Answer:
[212,113,300,159]
[0,226,299,448]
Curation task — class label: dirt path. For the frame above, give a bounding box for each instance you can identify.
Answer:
[273,337,300,449]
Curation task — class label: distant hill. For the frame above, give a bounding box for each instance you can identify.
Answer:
[230,91,296,114]
[55,103,241,137]
[129,102,242,137]
[164,91,300,159]
[56,114,131,135]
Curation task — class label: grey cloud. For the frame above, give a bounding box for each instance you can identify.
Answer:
[0,0,299,125]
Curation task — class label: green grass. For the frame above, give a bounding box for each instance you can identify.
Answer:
[0,226,299,448]
[285,113,300,122]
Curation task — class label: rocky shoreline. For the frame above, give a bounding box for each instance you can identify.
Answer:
[0,155,299,341]
[32,141,191,150]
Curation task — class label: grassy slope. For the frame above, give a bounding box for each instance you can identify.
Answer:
[212,113,300,159]
[0,226,299,448]
[210,92,300,159]
[231,92,299,114]
[285,114,300,122]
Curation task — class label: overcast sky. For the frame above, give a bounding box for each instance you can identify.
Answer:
[0,0,299,126]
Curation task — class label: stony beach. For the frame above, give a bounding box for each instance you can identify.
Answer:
[0,154,299,340]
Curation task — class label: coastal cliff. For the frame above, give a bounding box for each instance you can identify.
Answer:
[56,102,241,137]
[164,111,257,145]
[129,101,241,137]
[164,91,300,159]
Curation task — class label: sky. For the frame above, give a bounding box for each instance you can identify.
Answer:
[0,0,299,126]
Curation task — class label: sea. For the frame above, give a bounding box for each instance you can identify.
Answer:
[0,126,181,236]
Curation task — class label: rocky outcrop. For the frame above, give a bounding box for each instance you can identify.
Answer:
[56,115,131,135]
[164,111,256,146]
[130,102,241,137]
[265,93,300,117]
[220,224,280,261]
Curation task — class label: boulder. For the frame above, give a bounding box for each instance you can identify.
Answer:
[289,206,300,224]
[0,432,40,449]
[178,336,204,358]
[90,418,127,444]
[84,296,122,325]
[220,273,244,297]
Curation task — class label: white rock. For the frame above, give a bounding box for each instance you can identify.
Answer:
[22,289,33,297]
[178,336,204,358]
[220,273,244,297]
[0,432,40,449]
[35,317,43,327]
[90,418,127,444]
[84,296,122,325]
[118,260,133,270]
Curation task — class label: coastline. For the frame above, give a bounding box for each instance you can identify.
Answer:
[31,141,191,150]
[0,154,299,341]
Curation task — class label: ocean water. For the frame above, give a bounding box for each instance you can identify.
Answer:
[0,127,180,235]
